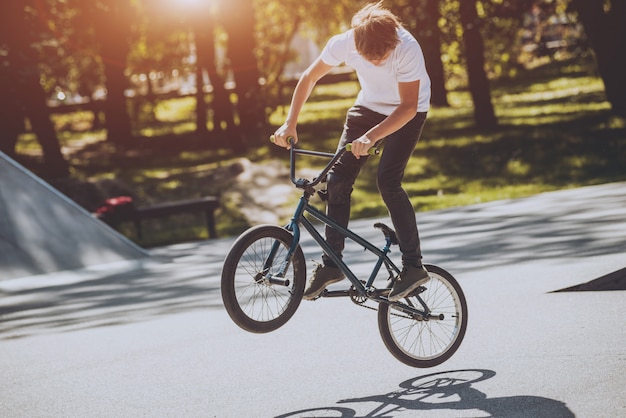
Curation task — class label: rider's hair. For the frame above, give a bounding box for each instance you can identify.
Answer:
[352,1,401,61]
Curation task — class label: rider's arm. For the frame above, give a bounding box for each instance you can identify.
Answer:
[350,80,420,158]
[273,57,334,148]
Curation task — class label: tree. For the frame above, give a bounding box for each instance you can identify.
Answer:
[459,0,497,128]
[392,0,450,107]
[570,0,626,117]
[419,0,450,107]
[81,0,135,146]
[0,1,69,178]
[254,0,353,114]
[192,6,237,141]
[220,0,266,149]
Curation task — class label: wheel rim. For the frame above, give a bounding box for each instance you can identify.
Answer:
[387,273,464,361]
[232,236,297,323]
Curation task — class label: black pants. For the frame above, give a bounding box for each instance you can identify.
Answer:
[322,105,427,268]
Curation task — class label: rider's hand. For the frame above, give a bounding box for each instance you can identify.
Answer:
[350,135,373,159]
[273,125,298,149]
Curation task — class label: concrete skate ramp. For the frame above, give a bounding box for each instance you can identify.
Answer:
[0,151,149,281]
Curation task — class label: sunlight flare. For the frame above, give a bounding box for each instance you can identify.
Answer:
[177,0,205,8]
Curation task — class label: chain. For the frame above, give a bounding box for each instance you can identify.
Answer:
[349,287,414,318]
[350,293,378,311]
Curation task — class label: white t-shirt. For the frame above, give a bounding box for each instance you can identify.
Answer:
[320,27,431,115]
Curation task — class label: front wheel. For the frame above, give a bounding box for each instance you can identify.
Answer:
[221,225,306,333]
[378,264,468,368]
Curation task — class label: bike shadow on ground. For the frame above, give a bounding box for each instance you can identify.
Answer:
[274,369,574,418]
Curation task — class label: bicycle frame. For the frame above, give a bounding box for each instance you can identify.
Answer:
[291,198,397,298]
[268,144,434,318]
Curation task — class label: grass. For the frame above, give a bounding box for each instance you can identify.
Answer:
[15,57,626,246]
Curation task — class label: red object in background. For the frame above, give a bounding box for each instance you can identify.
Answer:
[95,196,135,217]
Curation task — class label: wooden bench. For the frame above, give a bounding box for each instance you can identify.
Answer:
[133,196,220,240]
[98,196,220,240]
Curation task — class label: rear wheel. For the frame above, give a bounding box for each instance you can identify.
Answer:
[378,264,468,367]
[221,225,306,333]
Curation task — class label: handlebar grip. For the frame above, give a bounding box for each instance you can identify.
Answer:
[270,135,294,145]
[345,143,380,156]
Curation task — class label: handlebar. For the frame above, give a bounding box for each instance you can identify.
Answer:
[270,135,379,156]
[270,135,379,190]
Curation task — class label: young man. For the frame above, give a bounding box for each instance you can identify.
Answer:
[272,2,431,302]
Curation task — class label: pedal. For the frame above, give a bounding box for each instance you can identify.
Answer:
[409,286,427,296]
[368,288,391,297]
[322,289,351,298]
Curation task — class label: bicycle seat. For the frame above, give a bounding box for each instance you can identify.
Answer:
[373,223,399,245]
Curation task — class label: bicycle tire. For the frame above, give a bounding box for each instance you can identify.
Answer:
[221,225,306,333]
[377,264,468,368]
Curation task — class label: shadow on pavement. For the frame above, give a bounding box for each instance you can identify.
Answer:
[415,192,626,273]
[0,240,231,340]
[554,267,626,292]
[274,370,574,417]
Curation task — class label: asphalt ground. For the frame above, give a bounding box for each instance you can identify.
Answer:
[1,182,625,417]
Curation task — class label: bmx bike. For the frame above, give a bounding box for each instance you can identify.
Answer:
[221,139,468,367]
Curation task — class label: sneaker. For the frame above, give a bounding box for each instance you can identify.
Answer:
[303,264,345,300]
[388,265,430,302]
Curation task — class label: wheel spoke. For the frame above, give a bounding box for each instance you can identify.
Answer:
[379,265,467,367]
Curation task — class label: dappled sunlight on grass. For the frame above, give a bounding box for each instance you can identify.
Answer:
[154,97,196,122]
[139,122,196,137]
[597,116,626,130]
[14,133,41,153]
[294,98,354,125]
[506,158,531,177]
[422,133,495,149]
[139,169,172,180]
[499,103,611,125]
[342,69,625,216]
[500,77,604,104]
[310,80,360,101]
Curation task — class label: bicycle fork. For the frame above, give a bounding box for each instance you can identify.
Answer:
[256,197,309,287]
[256,240,292,287]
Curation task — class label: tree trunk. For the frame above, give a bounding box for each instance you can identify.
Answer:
[221,0,265,150]
[24,71,70,177]
[417,0,449,107]
[101,57,132,145]
[0,2,69,177]
[0,66,24,159]
[0,3,21,158]
[459,0,498,128]
[92,0,133,146]
[0,64,68,177]
[193,26,209,136]
[195,11,238,148]
[571,0,626,117]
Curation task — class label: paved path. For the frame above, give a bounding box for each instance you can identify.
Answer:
[1,182,625,417]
